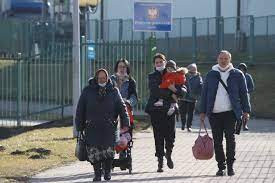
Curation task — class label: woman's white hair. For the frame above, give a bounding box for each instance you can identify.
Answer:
[219,50,232,60]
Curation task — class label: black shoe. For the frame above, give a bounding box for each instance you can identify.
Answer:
[104,170,111,181]
[93,163,102,182]
[227,167,235,176]
[187,128,192,132]
[93,170,102,182]
[103,159,112,180]
[216,169,226,176]
[93,176,101,182]
[243,125,249,131]
[157,157,163,172]
[181,126,185,130]
[157,167,163,172]
[227,164,235,176]
[165,152,174,169]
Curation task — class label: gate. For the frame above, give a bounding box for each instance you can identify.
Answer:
[80,38,153,113]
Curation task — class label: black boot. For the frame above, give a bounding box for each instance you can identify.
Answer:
[93,162,102,182]
[165,151,174,169]
[227,164,235,176]
[103,159,112,181]
[216,169,226,176]
[216,162,226,176]
[157,157,163,172]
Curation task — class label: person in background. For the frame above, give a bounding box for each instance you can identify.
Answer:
[179,63,203,132]
[238,63,255,131]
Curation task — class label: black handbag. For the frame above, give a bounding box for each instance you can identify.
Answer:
[75,131,87,161]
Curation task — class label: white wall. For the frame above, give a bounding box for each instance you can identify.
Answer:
[221,0,237,18]
[242,0,275,17]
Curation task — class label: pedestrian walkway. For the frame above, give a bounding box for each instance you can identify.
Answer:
[30,117,275,183]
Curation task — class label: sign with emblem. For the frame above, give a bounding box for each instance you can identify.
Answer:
[87,40,95,60]
[133,1,172,32]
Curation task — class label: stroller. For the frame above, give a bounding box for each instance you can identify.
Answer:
[112,104,134,174]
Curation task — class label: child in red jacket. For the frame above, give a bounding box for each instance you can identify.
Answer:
[154,60,188,115]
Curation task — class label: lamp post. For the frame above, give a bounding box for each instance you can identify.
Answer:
[216,0,221,52]
[73,0,101,137]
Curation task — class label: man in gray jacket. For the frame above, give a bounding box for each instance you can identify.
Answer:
[179,63,203,132]
[200,50,251,176]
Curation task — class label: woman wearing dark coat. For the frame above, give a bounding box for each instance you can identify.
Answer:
[110,59,138,159]
[110,59,138,118]
[145,53,187,172]
[75,68,130,182]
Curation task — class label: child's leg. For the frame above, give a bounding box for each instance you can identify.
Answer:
[171,94,178,103]
[154,98,164,107]
[167,103,178,116]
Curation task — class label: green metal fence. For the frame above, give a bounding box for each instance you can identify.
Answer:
[0,42,72,127]
[1,15,274,126]
[80,37,153,113]
[86,15,275,63]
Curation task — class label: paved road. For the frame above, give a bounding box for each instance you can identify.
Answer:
[30,117,275,183]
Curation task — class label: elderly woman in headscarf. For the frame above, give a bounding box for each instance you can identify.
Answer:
[75,68,130,182]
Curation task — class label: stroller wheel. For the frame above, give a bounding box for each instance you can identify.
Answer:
[129,167,132,174]
[128,157,132,174]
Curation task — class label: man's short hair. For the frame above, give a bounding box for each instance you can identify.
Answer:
[219,50,232,60]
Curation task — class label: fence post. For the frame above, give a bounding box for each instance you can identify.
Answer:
[80,36,86,90]
[192,17,197,62]
[219,17,224,50]
[148,33,157,64]
[61,56,65,120]
[95,19,99,41]
[165,32,169,56]
[119,19,123,41]
[16,53,22,127]
[249,15,255,63]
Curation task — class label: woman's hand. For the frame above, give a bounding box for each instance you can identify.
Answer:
[200,113,206,124]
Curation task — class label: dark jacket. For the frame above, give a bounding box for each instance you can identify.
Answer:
[200,68,251,120]
[110,75,138,107]
[183,73,203,102]
[145,70,187,114]
[244,73,255,93]
[75,79,130,147]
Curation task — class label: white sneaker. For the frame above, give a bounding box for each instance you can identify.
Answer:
[167,107,175,116]
[154,101,163,107]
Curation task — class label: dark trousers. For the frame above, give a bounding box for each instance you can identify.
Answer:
[179,101,195,128]
[150,111,176,158]
[93,158,113,173]
[209,111,236,169]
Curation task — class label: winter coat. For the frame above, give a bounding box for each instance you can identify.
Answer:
[159,70,186,89]
[110,75,138,108]
[145,70,187,114]
[200,68,251,120]
[183,73,203,103]
[75,79,130,147]
[244,73,255,93]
